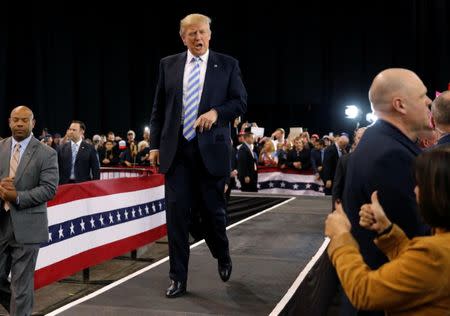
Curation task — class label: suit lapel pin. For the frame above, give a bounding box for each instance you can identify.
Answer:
[214,64,218,68]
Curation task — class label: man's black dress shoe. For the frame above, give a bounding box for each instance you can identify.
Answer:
[166,280,186,298]
[218,260,232,282]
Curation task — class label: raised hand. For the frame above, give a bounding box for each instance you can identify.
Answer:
[325,201,352,238]
[359,191,392,234]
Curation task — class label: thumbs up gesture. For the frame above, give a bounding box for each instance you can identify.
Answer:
[325,201,352,238]
[359,191,392,234]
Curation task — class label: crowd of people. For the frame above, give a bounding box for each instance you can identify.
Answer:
[1,90,448,315]
[1,11,450,316]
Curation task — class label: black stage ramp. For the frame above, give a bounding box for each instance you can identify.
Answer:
[52,196,332,316]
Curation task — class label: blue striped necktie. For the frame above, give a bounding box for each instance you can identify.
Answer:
[183,57,201,141]
[70,141,78,179]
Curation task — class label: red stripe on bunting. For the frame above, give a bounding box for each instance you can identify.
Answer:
[34,224,167,289]
[48,175,165,206]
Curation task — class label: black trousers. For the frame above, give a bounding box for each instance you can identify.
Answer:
[165,136,230,283]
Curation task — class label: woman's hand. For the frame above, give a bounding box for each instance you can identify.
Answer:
[359,191,392,234]
[325,202,352,238]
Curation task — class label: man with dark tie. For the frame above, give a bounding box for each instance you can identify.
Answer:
[237,128,258,192]
[322,135,349,195]
[310,138,325,179]
[149,13,247,298]
[57,120,100,184]
[0,106,59,315]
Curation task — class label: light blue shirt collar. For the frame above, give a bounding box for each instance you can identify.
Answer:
[11,133,33,162]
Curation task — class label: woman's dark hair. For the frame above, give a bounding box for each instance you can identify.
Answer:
[415,145,450,230]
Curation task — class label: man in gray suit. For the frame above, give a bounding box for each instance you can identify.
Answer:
[0,106,59,315]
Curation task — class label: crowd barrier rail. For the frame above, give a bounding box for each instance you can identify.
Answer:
[236,166,325,196]
[36,166,322,288]
[100,166,157,179]
[34,175,166,289]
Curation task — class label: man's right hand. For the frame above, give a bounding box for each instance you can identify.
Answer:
[244,176,250,184]
[149,150,160,166]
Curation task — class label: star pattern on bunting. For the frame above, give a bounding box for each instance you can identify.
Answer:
[43,199,166,247]
[256,180,324,192]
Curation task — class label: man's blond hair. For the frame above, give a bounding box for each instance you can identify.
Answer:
[180,14,211,36]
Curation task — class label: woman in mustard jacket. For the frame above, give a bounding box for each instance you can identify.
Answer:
[325,146,450,315]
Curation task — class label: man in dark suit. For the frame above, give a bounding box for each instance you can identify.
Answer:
[149,13,247,298]
[286,137,311,171]
[431,90,450,146]
[237,128,258,192]
[332,127,366,206]
[58,120,100,184]
[310,139,325,178]
[0,106,59,315]
[341,68,431,315]
[322,135,349,195]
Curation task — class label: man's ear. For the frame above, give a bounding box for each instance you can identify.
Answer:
[392,97,407,115]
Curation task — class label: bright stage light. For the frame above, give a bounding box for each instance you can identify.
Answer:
[345,105,360,119]
[366,112,378,123]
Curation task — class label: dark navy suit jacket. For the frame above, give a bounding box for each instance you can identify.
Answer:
[342,120,427,269]
[58,141,100,184]
[322,144,340,183]
[150,50,247,176]
[436,133,450,146]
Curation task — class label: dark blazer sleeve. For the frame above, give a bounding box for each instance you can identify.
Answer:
[17,146,59,209]
[57,143,70,184]
[323,146,338,182]
[230,146,237,170]
[237,147,252,179]
[332,154,349,205]
[89,145,100,180]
